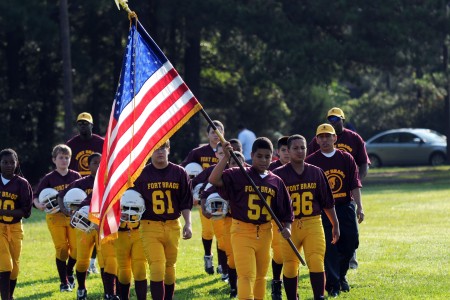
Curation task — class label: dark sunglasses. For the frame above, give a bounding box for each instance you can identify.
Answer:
[327,116,342,122]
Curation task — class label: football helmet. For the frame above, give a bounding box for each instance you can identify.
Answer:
[38,188,60,214]
[184,162,203,179]
[120,190,146,223]
[63,188,87,213]
[71,205,95,232]
[192,183,212,201]
[205,193,228,220]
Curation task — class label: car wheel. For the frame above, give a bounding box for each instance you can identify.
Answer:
[369,154,381,168]
[429,152,446,166]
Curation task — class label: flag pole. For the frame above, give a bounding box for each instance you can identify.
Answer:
[199,109,306,266]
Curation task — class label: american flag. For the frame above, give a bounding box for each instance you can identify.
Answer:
[90,21,202,241]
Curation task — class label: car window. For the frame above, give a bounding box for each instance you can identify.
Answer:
[373,133,399,143]
[399,133,419,143]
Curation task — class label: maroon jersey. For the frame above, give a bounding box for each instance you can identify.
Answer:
[34,170,81,198]
[132,162,193,221]
[268,160,283,171]
[307,128,370,166]
[273,163,334,218]
[191,165,214,188]
[59,175,95,206]
[66,134,104,176]
[0,175,33,224]
[180,144,218,170]
[218,167,294,225]
[305,149,362,205]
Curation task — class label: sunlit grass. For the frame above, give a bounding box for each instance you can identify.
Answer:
[13,166,450,299]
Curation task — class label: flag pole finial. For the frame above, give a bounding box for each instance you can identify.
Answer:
[114,0,137,19]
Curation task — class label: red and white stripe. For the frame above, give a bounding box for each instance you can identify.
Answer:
[90,61,201,240]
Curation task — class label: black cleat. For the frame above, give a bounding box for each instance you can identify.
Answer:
[271,280,282,300]
[340,277,350,292]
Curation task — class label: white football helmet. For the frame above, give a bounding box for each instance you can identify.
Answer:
[120,190,146,223]
[192,183,212,201]
[185,162,203,178]
[38,188,60,214]
[63,188,87,213]
[71,205,95,232]
[205,192,228,220]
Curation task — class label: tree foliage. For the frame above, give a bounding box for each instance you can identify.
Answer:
[1,0,450,183]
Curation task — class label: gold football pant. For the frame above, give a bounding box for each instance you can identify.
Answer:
[211,217,226,250]
[99,238,117,276]
[199,209,214,240]
[140,219,181,285]
[222,216,235,268]
[115,229,147,284]
[271,219,283,264]
[231,219,272,300]
[46,212,77,261]
[0,222,23,280]
[282,216,325,277]
[75,230,97,272]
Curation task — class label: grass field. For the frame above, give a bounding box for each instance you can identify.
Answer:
[12,166,450,299]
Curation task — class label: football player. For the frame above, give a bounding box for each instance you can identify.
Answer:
[268,136,290,299]
[33,144,81,292]
[66,112,104,275]
[60,153,119,300]
[180,120,224,275]
[209,137,294,300]
[115,190,147,300]
[191,143,229,280]
[305,124,364,297]
[273,135,340,300]
[0,148,33,300]
[132,139,192,300]
[218,150,246,298]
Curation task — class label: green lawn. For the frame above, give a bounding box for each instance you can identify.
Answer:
[13,166,450,299]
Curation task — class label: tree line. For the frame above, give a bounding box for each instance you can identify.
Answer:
[1,0,449,184]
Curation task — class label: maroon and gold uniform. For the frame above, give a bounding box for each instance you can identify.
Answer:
[63,174,118,297]
[273,163,334,289]
[133,162,193,299]
[305,149,361,294]
[0,175,32,281]
[180,144,219,170]
[66,134,104,176]
[181,145,218,273]
[308,128,369,167]
[35,170,81,262]
[218,166,293,300]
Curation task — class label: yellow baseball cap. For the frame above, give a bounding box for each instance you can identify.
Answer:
[327,107,345,120]
[316,123,336,136]
[77,112,93,124]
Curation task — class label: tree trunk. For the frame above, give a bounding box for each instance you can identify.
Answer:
[59,0,74,141]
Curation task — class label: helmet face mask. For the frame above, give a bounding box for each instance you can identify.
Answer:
[63,188,88,214]
[120,190,145,223]
[38,188,60,214]
[205,193,228,220]
[71,206,95,232]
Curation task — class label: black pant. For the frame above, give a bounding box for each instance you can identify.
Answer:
[322,202,359,291]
